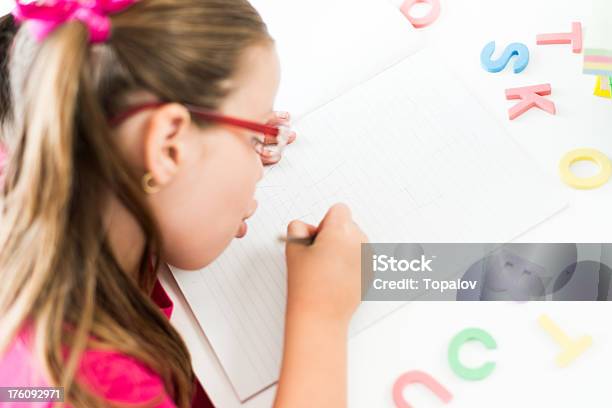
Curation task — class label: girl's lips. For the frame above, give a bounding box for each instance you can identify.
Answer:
[236,220,248,238]
[236,200,258,239]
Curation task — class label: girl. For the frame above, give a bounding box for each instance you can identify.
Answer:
[0,0,367,407]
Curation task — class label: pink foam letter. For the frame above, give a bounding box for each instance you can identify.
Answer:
[505,84,556,120]
[537,22,582,54]
[393,370,453,408]
[400,0,441,29]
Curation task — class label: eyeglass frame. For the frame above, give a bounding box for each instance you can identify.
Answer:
[108,101,292,159]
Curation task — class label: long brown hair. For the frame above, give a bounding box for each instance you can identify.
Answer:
[0,1,271,407]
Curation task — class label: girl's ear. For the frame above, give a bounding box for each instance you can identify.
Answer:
[142,103,190,187]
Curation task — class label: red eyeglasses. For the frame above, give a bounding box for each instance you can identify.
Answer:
[108,102,292,161]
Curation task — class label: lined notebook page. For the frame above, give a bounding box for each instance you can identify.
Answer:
[171,53,567,400]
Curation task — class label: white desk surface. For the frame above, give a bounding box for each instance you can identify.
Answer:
[1,0,606,406]
[162,1,612,407]
[161,1,612,407]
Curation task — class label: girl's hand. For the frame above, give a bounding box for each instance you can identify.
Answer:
[284,203,368,326]
[276,204,366,407]
[261,111,297,165]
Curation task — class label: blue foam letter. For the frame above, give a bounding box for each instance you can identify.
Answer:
[480,41,530,74]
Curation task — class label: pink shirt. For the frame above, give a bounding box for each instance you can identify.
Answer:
[0,282,214,408]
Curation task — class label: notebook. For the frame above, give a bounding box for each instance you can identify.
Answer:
[170,0,568,402]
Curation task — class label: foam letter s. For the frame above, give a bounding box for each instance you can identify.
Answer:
[481,41,530,74]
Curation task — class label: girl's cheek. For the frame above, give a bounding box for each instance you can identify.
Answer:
[160,186,238,269]
[163,139,261,269]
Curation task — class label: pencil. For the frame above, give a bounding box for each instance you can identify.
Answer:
[277,235,316,245]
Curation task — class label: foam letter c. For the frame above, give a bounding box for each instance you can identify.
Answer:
[448,328,497,380]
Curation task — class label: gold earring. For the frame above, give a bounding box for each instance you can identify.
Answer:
[142,172,161,194]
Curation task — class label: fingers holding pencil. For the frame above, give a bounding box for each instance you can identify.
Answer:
[283,203,368,323]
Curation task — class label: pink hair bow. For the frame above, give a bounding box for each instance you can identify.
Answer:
[12,0,137,43]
